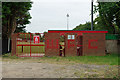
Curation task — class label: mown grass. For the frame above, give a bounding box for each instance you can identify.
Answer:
[16,42,64,54]
[17,42,45,54]
[17,46,45,53]
[2,53,119,65]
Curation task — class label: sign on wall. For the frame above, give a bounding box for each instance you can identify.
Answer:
[68,35,75,40]
[34,36,40,44]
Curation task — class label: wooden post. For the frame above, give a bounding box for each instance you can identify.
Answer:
[22,45,23,53]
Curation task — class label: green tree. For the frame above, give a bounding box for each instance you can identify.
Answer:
[74,2,120,34]
[73,22,91,30]
[2,2,32,39]
[94,2,120,34]
[42,32,47,42]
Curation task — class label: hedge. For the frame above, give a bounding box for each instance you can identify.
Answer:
[106,34,120,40]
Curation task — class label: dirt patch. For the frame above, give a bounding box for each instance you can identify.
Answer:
[2,61,119,78]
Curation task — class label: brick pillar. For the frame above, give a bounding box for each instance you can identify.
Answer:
[45,33,60,57]
[11,33,17,56]
[65,33,77,56]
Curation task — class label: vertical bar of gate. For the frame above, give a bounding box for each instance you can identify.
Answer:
[38,33,40,56]
[26,33,30,56]
[40,33,41,56]
[23,33,28,55]
[16,33,17,56]
[30,33,31,56]
[38,33,42,56]
[25,33,27,56]
[15,33,19,56]
[19,33,24,56]
[23,33,25,56]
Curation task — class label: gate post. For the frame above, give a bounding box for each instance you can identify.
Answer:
[11,33,17,56]
[65,33,77,56]
[45,33,60,56]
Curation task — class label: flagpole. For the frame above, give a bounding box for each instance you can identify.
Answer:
[91,0,93,30]
[67,14,69,30]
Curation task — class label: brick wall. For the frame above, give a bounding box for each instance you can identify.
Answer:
[45,33,60,57]
[83,33,105,56]
[64,33,77,56]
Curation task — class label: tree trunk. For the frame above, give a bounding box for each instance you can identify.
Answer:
[7,16,17,38]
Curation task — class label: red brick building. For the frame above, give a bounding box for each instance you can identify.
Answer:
[45,30,108,57]
[11,30,108,57]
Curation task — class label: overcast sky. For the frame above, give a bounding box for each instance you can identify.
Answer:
[25,0,98,33]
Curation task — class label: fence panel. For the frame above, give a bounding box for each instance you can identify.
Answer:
[16,33,45,57]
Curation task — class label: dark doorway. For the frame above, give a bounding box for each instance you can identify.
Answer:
[59,35,65,57]
[77,35,83,56]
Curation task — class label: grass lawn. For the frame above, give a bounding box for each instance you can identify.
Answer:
[17,42,45,54]
[2,53,119,65]
[16,42,64,55]
[7,41,119,65]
